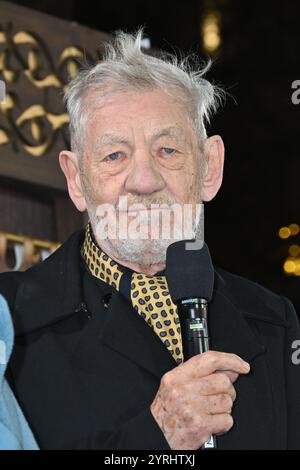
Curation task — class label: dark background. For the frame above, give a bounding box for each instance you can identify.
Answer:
[5,0,300,311]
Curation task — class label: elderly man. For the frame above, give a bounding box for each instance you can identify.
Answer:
[0,30,299,450]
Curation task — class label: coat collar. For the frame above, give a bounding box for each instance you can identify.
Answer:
[13,230,86,336]
[11,230,288,379]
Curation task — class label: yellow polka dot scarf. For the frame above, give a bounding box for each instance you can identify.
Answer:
[81,224,183,364]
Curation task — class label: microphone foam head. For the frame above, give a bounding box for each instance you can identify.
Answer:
[165,240,214,303]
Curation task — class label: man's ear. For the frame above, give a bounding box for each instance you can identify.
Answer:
[201,135,225,202]
[59,150,87,212]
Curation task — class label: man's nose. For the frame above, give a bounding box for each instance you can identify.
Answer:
[124,153,165,195]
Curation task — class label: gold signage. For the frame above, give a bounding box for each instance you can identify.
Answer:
[0,27,87,157]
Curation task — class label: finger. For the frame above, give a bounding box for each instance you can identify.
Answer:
[203,393,234,415]
[218,370,239,384]
[210,412,234,437]
[199,373,237,400]
[171,373,237,401]
[178,351,250,380]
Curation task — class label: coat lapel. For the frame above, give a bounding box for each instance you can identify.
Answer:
[99,287,177,379]
[209,288,266,364]
[209,269,289,365]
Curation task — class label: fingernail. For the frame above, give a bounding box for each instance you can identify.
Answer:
[239,357,249,365]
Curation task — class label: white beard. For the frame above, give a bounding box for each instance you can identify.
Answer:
[87,202,204,266]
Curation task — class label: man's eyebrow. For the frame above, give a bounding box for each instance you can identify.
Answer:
[93,134,130,152]
[151,126,186,143]
[93,126,187,153]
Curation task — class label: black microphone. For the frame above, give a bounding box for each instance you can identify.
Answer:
[165,240,216,449]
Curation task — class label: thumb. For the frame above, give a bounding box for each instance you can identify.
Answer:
[217,370,239,384]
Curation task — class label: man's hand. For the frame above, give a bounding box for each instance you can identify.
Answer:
[150,351,250,450]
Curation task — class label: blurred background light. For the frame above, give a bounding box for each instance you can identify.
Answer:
[289,223,300,236]
[201,10,221,53]
[289,245,300,257]
[279,227,291,239]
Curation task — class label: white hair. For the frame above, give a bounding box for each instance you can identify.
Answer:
[64,28,224,157]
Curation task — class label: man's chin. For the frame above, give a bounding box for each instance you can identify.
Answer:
[102,237,178,265]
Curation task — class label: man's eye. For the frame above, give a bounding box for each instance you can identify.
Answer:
[104,152,123,162]
[161,147,176,156]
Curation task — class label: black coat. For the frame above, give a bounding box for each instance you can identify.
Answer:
[0,230,299,450]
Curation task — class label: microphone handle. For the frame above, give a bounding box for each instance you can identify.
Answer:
[178,298,217,450]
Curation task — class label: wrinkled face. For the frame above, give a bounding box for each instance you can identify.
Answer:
[78,88,205,264]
